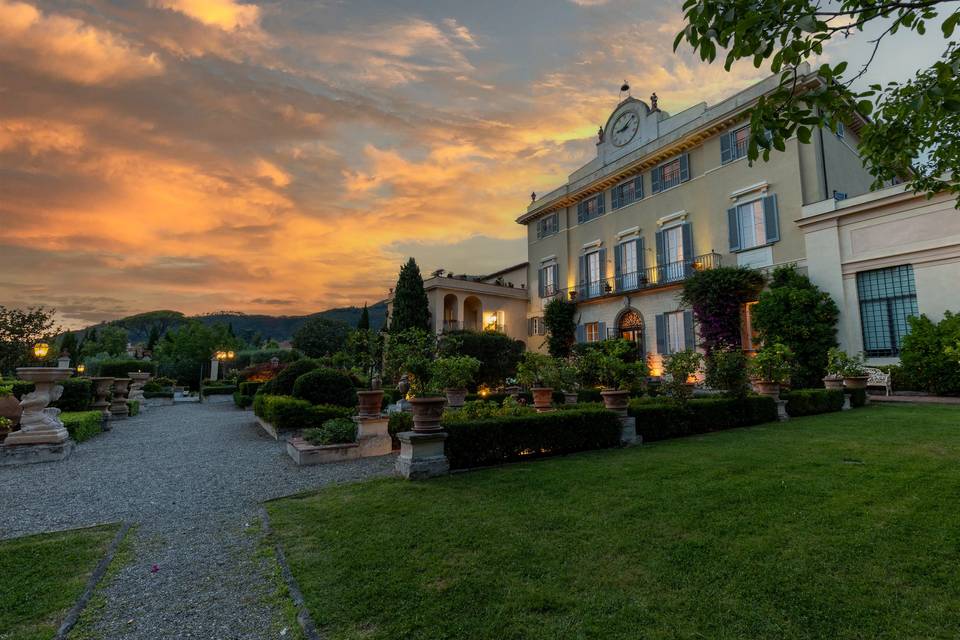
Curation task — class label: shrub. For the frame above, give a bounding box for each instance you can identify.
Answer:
[782,389,844,416]
[752,265,839,388]
[748,343,793,383]
[704,347,750,398]
[438,331,525,387]
[443,398,536,422]
[303,418,357,446]
[899,312,960,395]
[849,388,868,408]
[61,410,103,443]
[98,360,158,378]
[443,408,622,470]
[544,298,578,358]
[272,359,319,396]
[627,396,778,441]
[253,395,353,431]
[431,355,482,391]
[233,392,254,409]
[680,266,766,350]
[292,368,357,408]
[388,411,413,446]
[11,380,35,400]
[127,400,140,417]
[235,348,301,368]
[238,381,263,396]
[201,384,236,397]
[52,377,92,411]
[662,350,704,403]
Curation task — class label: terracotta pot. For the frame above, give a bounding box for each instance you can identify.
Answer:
[600,389,630,416]
[409,396,447,433]
[356,390,384,418]
[823,376,844,390]
[844,376,868,390]
[444,388,467,408]
[563,392,578,405]
[752,380,781,398]
[0,394,21,430]
[531,387,554,412]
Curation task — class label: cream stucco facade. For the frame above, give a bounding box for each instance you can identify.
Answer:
[799,185,960,365]
[517,66,875,372]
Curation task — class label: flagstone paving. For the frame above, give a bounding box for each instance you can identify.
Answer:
[0,402,395,639]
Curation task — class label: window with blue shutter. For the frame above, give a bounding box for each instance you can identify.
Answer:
[612,176,644,209]
[727,206,740,252]
[728,194,779,252]
[720,131,732,164]
[679,153,690,183]
[654,154,688,192]
[683,310,696,351]
[576,194,605,224]
[723,126,750,164]
[576,324,586,343]
[651,166,662,193]
[577,254,587,298]
[536,214,559,239]
[655,314,667,355]
[762,194,780,244]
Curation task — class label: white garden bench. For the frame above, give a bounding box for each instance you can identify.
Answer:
[863,367,892,396]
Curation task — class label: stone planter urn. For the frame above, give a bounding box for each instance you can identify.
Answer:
[843,376,869,390]
[600,389,630,416]
[127,372,152,403]
[531,387,554,413]
[111,378,132,419]
[504,385,521,397]
[823,376,844,390]
[563,392,578,405]
[752,380,781,398]
[409,396,447,433]
[4,367,73,446]
[91,377,115,416]
[356,389,385,418]
[444,388,467,408]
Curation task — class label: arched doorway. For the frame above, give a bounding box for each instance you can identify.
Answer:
[463,296,482,332]
[617,308,645,355]
[442,294,459,331]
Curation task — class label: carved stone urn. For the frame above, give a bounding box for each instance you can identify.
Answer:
[91,377,115,416]
[127,371,152,403]
[111,378,132,419]
[4,367,73,445]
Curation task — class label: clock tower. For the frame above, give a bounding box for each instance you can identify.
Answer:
[596,96,668,166]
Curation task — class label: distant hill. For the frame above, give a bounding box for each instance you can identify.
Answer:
[73,303,387,343]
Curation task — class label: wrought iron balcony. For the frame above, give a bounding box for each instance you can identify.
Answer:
[540,252,722,307]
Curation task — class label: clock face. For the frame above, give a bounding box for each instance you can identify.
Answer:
[611,110,639,147]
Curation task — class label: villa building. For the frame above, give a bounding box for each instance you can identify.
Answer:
[517,64,874,371]
[799,184,960,365]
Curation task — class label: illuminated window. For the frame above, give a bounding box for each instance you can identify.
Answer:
[652,154,689,193]
[742,301,759,351]
[585,322,601,343]
[667,311,686,353]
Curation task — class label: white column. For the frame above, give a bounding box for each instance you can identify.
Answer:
[210,358,219,381]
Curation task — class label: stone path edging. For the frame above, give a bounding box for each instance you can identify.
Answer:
[260,505,323,640]
[55,521,132,640]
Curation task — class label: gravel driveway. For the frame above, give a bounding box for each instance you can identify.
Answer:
[0,403,395,639]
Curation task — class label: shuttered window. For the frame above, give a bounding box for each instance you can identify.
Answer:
[651,153,690,193]
[727,194,780,252]
[656,310,696,355]
[612,176,644,209]
[721,125,750,164]
[536,213,559,239]
[576,194,605,224]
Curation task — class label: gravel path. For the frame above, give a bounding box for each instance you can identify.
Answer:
[0,402,395,638]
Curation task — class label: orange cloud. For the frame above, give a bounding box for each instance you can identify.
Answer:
[151,0,260,31]
[0,0,163,85]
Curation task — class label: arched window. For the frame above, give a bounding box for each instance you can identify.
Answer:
[618,309,644,353]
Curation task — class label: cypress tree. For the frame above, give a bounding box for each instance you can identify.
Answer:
[390,258,430,332]
[147,325,161,351]
[357,303,370,331]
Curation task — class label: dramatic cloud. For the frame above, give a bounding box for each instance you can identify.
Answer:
[0,1,942,328]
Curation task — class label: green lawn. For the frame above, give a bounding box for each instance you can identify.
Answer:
[266,404,960,640]
[0,524,120,640]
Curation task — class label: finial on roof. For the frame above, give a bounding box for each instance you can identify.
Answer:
[650,92,659,111]
[597,125,604,143]
[530,191,537,202]
[620,80,630,98]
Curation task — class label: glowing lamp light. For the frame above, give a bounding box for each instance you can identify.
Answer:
[33,342,49,359]
[227,351,235,359]
[76,364,86,375]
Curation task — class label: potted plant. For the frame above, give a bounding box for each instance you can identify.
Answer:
[432,355,481,408]
[598,356,647,415]
[839,351,868,389]
[823,347,846,389]
[548,359,580,404]
[517,352,555,412]
[748,343,793,398]
[356,373,385,418]
[663,349,704,403]
[402,355,446,433]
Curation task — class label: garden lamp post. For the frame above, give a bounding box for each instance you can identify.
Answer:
[33,342,49,361]
[76,364,86,376]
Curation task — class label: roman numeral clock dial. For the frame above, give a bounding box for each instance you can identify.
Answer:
[611,110,639,147]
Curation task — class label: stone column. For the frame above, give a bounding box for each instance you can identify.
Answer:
[396,396,449,479]
[128,372,151,405]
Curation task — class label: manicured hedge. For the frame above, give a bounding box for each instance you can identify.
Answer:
[292,368,357,408]
[782,389,844,417]
[233,392,254,409]
[61,411,103,442]
[253,395,353,432]
[201,384,237,397]
[51,378,93,411]
[464,392,533,405]
[627,396,778,442]
[98,360,157,378]
[239,381,263,396]
[271,359,319,396]
[443,408,622,470]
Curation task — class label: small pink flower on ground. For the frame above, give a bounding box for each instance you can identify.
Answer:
[150,564,159,573]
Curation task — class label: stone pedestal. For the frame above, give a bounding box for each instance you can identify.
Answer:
[356,416,392,457]
[111,378,132,419]
[619,415,639,446]
[842,394,851,411]
[91,377,114,422]
[3,367,73,446]
[127,372,151,405]
[1,439,74,466]
[776,399,789,421]
[395,431,449,480]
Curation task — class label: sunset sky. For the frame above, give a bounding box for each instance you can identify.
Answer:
[0,0,947,328]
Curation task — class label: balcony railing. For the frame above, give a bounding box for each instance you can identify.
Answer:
[541,252,722,307]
